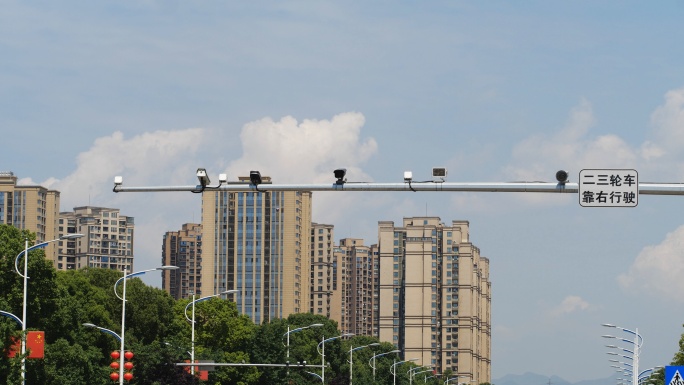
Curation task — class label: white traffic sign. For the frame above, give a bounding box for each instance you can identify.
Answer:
[579,169,638,207]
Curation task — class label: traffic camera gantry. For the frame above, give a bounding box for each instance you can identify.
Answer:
[112,168,684,196]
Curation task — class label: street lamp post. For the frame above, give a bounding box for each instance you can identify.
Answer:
[408,366,432,385]
[317,333,353,383]
[283,323,323,374]
[114,266,179,385]
[391,358,419,385]
[184,290,238,376]
[369,349,401,381]
[348,342,380,385]
[602,323,644,385]
[285,323,324,363]
[15,233,83,385]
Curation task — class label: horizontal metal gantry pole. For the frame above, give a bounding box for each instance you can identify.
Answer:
[175,362,321,368]
[112,181,684,195]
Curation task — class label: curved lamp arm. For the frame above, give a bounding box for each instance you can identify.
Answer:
[317,333,354,355]
[83,322,122,343]
[15,234,84,278]
[369,349,401,369]
[390,358,419,375]
[183,290,239,322]
[114,266,179,300]
[0,310,23,327]
[282,323,324,346]
[305,371,323,381]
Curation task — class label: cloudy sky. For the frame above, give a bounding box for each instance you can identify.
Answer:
[3,1,684,382]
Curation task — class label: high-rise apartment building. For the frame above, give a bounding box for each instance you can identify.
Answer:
[161,223,203,300]
[0,171,61,259]
[378,217,491,382]
[310,223,340,320]
[336,238,377,337]
[201,176,312,324]
[58,206,135,272]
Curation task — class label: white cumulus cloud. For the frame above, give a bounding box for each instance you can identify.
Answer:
[223,112,379,227]
[52,129,208,209]
[224,112,377,183]
[618,225,684,302]
[549,295,590,317]
[505,99,637,183]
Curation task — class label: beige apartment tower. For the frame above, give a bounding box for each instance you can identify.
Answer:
[335,238,377,336]
[0,171,61,261]
[161,223,203,300]
[378,217,491,382]
[310,223,341,322]
[59,206,135,272]
[201,177,312,324]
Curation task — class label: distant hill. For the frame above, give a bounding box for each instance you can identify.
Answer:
[493,372,620,385]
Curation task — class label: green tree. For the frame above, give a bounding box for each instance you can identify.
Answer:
[171,296,258,385]
[123,277,179,345]
[127,339,196,385]
[41,338,109,385]
[0,225,62,384]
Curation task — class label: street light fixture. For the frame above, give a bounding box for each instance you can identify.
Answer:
[348,342,380,385]
[15,233,83,385]
[163,342,191,358]
[391,358,419,385]
[283,323,324,369]
[408,366,432,385]
[82,323,122,342]
[369,349,401,380]
[305,371,323,382]
[184,290,238,376]
[114,266,179,385]
[602,324,643,385]
[317,333,353,383]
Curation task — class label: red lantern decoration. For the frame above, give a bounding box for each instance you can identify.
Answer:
[111,351,120,359]
[110,372,119,381]
[124,351,134,360]
[123,372,133,381]
[124,362,133,370]
[110,362,119,369]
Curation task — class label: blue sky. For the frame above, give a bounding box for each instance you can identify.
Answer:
[3,1,684,382]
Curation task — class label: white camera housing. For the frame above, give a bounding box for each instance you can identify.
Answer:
[404,171,413,181]
[432,167,447,182]
[196,168,210,187]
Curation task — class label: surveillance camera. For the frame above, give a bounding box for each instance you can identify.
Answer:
[218,173,227,183]
[432,167,447,182]
[334,168,346,179]
[114,176,123,185]
[196,168,210,187]
[334,168,347,184]
[249,170,262,186]
[404,171,413,181]
[556,170,569,184]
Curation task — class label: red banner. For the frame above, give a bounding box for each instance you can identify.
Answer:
[183,360,208,380]
[7,331,45,359]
